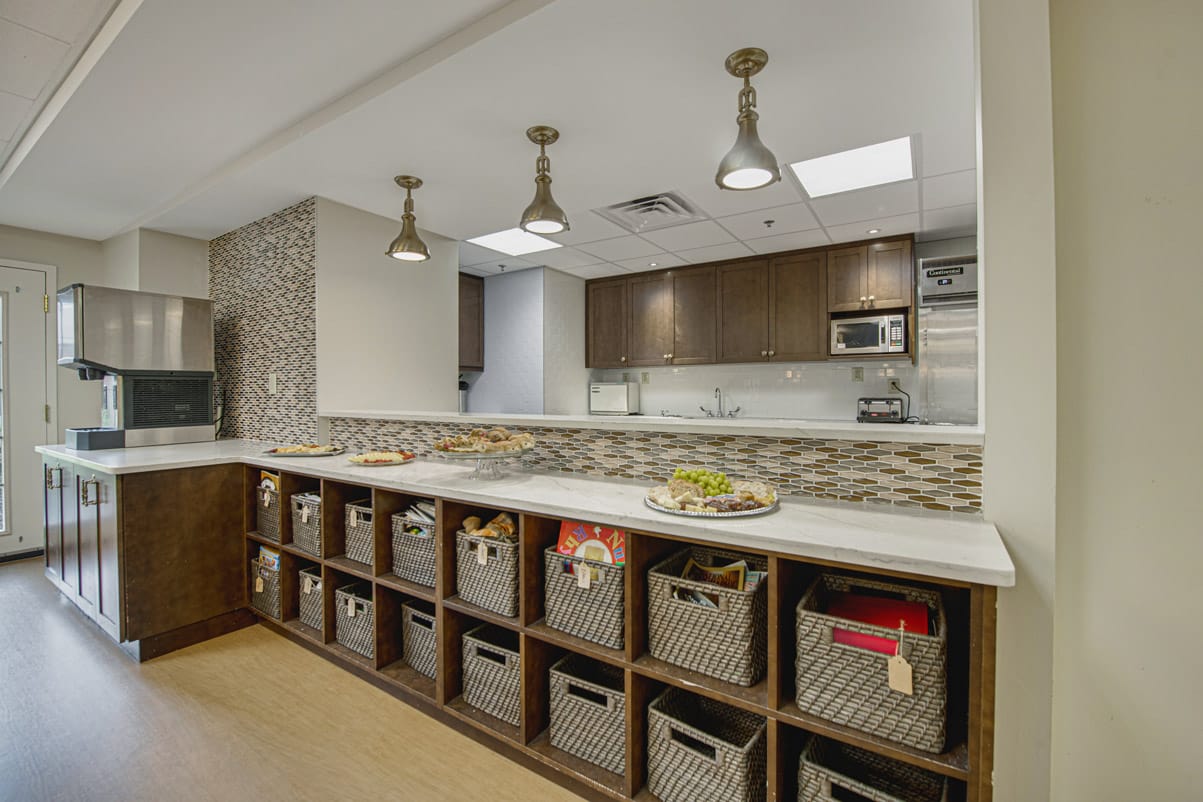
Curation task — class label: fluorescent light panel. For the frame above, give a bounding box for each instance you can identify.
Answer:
[467,227,562,256]
[790,137,914,198]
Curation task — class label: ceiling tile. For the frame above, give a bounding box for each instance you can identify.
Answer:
[0,18,69,99]
[825,213,921,245]
[0,0,109,43]
[458,240,505,266]
[0,90,32,140]
[576,235,664,261]
[923,170,976,210]
[717,202,820,240]
[544,210,631,245]
[922,203,976,234]
[615,253,687,272]
[558,263,631,280]
[639,220,734,251]
[743,229,832,254]
[471,256,537,274]
[809,181,919,227]
[677,179,803,219]
[531,246,604,269]
[677,241,753,264]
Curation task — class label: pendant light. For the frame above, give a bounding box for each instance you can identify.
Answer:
[715,48,781,191]
[519,125,570,234]
[385,175,430,261]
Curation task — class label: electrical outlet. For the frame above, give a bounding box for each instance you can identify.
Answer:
[852,367,864,382]
[622,372,631,383]
[641,372,650,384]
[888,378,903,394]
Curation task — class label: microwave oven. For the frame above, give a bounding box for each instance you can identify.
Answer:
[589,382,640,415]
[830,313,907,356]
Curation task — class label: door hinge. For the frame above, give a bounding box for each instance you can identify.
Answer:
[45,404,51,423]
[43,294,49,313]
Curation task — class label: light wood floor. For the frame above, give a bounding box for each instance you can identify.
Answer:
[0,558,582,802]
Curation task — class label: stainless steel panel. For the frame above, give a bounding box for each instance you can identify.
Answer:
[918,303,978,424]
[56,284,214,373]
[918,256,978,306]
[122,425,215,447]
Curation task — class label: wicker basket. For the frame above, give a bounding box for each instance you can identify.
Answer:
[291,494,322,557]
[647,547,768,686]
[344,501,374,566]
[255,486,281,543]
[402,600,438,679]
[250,557,280,619]
[548,654,626,775]
[391,512,437,587]
[794,574,948,753]
[798,738,948,802]
[462,625,521,726]
[334,581,375,659]
[543,548,625,650]
[647,687,767,802]
[455,530,519,617]
[298,566,323,631]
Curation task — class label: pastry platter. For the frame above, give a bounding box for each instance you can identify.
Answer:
[643,496,779,518]
[348,450,417,467]
[644,470,779,517]
[263,445,345,457]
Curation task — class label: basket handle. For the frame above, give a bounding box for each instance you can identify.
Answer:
[668,725,723,767]
[409,611,435,630]
[475,644,509,667]
[666,582,726,612]
[824,777,884,802]
[565,681,613,711]
[824,618,912,661]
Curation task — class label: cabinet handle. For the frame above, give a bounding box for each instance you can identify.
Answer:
[667,353,673,359]
[860,296,867,302]
[760,350,768,357]
[44,466,63,490]
[768,350,776,357]
[620,356,627,362]
[81,476,100,507]
[868,295,876,305]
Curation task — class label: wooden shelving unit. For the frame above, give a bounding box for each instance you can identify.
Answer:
[242,467,996,802]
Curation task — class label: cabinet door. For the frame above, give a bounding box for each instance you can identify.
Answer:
[60,462,79,597]
[586,278,629,368]
[43,460,64,583]
[827,245,869,313]
[671,266,717,365]
[770,252,828,361]
[716,260,770,363]
[75,472,98,619]
[628,273,674,366]
[865,239,913,309]
[94,473,121,640]
[458,274,484,371]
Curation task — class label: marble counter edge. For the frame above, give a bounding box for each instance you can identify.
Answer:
[320,409,985,445]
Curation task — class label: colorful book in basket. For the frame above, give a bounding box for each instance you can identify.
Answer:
[259,470,280,492]
[556,520,626,565]
[257,545,280,571]
[826,593,930,655]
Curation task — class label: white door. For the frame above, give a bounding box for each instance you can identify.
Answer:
[0,265,51,556]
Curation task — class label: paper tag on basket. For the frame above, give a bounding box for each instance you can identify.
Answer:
[350,510,359,528]
[347,597,356,618]
[263,492,271,508]
[302,576,313,595]
[301,505,311,524]
[887,622,914,695]
[477,541,489,565]
[576,562,591,589]
[255,576,264,593]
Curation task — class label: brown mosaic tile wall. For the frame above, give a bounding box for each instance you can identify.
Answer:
[327,417,983,514]
[210,198,317,443]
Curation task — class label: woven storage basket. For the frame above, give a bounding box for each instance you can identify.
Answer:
[291,494,322,557]
[390,513,437,587]
[298,566,323,631]
[548,654,627,775]
[647,687,767,802]
[798,737,948,802]
[647,546,768,686]
[344,501,374,566]
[250,558,280,619]
[462,625,521,726]
[334,581,375,659]
[402,600,438,679]
[255,486,281,543]
[543,548,625,650]
[794,574,948,753]
[455,530,519,617]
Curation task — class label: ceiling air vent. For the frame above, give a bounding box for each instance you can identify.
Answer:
[594,191,708,234]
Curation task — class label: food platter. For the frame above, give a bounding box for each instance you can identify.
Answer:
[348,451,416,467]
[263,446,346,457]
[644,496,780,518]
[434,446,534,479]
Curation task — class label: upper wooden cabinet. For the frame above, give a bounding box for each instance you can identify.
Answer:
[586,277,629,368]
[627,272,673,366]
[828,238,913,312]
[670,265,716,365]
[770,251,828,361]
[458,274,484,372]
[717,260,770,363]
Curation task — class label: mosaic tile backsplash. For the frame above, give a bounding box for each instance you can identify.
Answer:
[327,417,983,513]
[209,198,317,444]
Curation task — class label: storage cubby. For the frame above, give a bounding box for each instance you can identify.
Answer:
[374,488,438,598]
[281,555,323,644]
[324,565,373,669]
[322,480,375,576]
[440,606,522,743]
[438,500,521,626]
[374,584,436,701]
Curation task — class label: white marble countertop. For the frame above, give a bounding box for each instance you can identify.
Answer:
[321,409,985,445]
[36,440,1013,587]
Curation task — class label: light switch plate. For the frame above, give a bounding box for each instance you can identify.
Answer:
[641,372,650,384]
[852,367,864,382]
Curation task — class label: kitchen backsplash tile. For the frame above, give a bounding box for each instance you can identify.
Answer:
[327,416,983,513]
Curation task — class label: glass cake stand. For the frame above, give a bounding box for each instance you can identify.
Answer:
[433,448,532,479]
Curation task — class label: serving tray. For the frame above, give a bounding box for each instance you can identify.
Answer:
[262,446,346,457]
[643,495,780,518]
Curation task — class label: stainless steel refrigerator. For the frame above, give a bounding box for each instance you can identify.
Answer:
[916,256,979,425]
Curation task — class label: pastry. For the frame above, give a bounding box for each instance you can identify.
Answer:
[462,516,482,534]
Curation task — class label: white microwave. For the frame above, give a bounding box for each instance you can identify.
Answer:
[831,313,907,355]
[589,382,640,415]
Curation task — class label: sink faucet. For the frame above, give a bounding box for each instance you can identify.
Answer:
[715,387,724,417]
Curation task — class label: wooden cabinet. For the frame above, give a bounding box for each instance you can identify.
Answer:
[828,238,913,312]
[670,266,716,365]
[458,274,484,371]
[716,260,770,363]
[43,461,65,584]
[586,277,629,368]
[627,272,673,366]
[78,470,121,640]
[770,251,828,361]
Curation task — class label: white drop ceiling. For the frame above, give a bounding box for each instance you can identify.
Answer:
[0,0,978,280]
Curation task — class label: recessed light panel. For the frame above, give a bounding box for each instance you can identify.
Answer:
[789,137,914,198]
[467,227,562,256]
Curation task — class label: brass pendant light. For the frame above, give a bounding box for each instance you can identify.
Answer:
[519,125,570,234]
[715,48,781,191]
[386,175,431,262]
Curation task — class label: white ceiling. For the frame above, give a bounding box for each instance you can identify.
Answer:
[0,0,978,278]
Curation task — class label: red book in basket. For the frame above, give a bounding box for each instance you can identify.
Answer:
[556,520,626,565]
[827,593,930,655]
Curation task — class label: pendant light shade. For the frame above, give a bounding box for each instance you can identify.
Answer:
[386,175,430,262]
[715,48,781,191]
[519,125,570,235]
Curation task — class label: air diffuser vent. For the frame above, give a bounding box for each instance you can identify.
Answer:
[594,191,708,234]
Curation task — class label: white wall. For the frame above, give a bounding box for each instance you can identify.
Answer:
[137,229,209,298]
[541,268,589,415]
[314,197,458,414]
[1049,1,1203,798]
[99,229,139,290]
[915,235,977,260]
[469,268,545,414]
